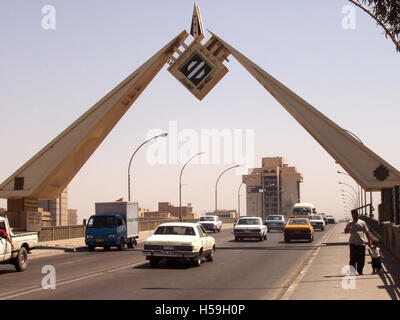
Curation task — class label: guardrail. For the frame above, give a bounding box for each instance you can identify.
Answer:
[360,216,383,239]
[38,217,237,242]
[39,225,86,242]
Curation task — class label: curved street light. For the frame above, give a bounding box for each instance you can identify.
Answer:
[337,170,363,213]
[338,181,360,208]
[179,152,205,221]
[341,195,356,208]
[215,165,240,212]
[340,189,357,203]
[128,132,168,202]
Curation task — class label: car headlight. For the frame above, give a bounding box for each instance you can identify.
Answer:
[108,234,118,238]
[86,235,93,239]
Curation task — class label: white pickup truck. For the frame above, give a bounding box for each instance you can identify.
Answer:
[0,215,38,272]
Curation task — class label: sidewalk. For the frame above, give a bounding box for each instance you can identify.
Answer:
[30,223,234,260]
[285,223,400,300]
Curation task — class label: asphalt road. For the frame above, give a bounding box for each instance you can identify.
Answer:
[0,225,334,300]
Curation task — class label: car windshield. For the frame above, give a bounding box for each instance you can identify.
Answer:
[154,226,196,236]
[237,219,260,225]
[87,216,116,228]
[200,217,215,221]
[288,219,308,226]
[266,216,282,221]
[293,207,311,215]
[310,216,322,220]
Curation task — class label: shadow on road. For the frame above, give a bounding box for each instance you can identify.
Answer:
[377,247,400,300]
[134,259,194,270]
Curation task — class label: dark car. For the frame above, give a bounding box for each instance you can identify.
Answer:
[326,215,336,224]
[319,213,328,225]
[264,215,286,233]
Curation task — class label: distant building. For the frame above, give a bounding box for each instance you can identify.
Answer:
[244,157,303,219]
[68,209,78,225]
[205,210,238,219]
[158,202,197,219]
[38,187,69,226]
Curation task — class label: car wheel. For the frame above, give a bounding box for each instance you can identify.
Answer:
[104,246,111,251]
[117,238,125,251]
[267,229,271,233]
[88,245,95,252]
[193,254,202,267]
[218,227,221,232]
[14,247,28,272]
[285,238,290,243]
[264,233,268,240]
[127,239,134,248]
[259,236,263,241]
[206,247,215,262]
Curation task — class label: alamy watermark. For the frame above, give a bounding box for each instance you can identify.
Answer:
[341,265,356,290]
[342,5,356,30]
[145,121,255,175]
[41,265,56,290]
[41,5,56,30]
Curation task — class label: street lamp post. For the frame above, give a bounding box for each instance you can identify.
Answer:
[179,152,204,222]
[215,165,240,213]
[337,170,363,212]
[338,181,360,209]
[128,132,168,202]
[340,189,357,204]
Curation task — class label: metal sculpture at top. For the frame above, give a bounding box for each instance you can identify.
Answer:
[1,3,399,205]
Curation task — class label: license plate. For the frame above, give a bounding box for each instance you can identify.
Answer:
[163,246,174,251]
[96,239,104,242]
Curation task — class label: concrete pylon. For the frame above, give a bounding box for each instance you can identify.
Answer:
[0,31,188,201]
[208,30,400,191]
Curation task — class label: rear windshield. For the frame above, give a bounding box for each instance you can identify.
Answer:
[154,226,196,236]
[87,216,116,228]
[288,219,309,226]
[200,217,215,221]
[266,216,283,221]
[237,219,260,225]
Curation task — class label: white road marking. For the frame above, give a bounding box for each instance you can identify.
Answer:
[0,260,147,300]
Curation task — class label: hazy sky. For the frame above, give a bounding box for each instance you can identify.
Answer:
[1,0,399,222]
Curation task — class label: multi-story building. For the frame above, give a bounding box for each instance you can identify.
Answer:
[158,202,197,219]
[244,157,303,219]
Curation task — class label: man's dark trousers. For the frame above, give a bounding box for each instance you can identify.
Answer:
[349,244,365,274]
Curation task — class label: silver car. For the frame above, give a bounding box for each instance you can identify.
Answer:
[264,215,286,233]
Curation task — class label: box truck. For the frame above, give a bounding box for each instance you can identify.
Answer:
[85,202,139,251]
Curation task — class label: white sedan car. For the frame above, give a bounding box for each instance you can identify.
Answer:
[142,223,215,267]
[234,216,268,241]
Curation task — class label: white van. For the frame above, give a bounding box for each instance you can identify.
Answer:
[291,203,317,218]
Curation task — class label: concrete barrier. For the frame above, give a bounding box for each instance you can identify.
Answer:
[360,216,400,261]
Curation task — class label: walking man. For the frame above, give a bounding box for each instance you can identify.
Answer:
[344,210,371,276]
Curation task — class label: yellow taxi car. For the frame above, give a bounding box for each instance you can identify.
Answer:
[284,217,314,243]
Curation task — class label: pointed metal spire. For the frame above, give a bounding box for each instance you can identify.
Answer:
[190,3,204,40]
